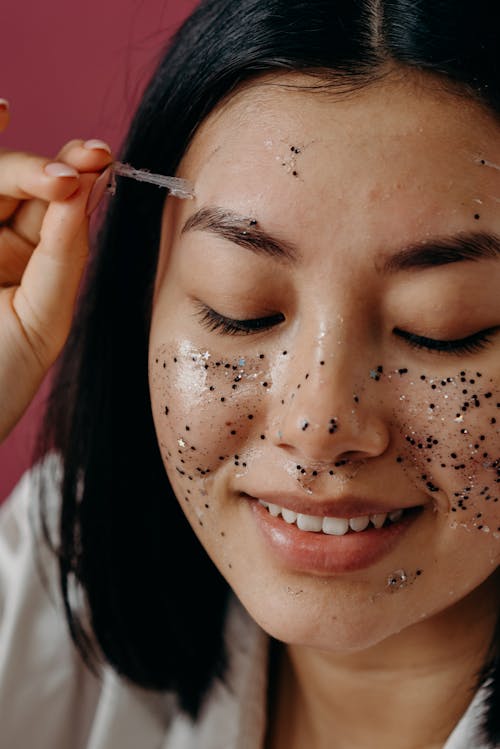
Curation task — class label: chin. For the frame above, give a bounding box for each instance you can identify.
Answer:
[235,583,410,654]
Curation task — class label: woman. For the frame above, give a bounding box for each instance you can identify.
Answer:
[0,1,498,747]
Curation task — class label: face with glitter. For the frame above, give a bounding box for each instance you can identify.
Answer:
[148,72,500,653]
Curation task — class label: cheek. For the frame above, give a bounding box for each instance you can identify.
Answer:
[386,367,500,536]
[149,341,273,495]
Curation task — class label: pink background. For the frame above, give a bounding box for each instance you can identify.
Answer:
[0,0,198,502]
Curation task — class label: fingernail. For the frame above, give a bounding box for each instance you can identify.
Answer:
[86,166,112,216]
[44,162,79,178]
[0,98,10,111]
[83,139,112,154]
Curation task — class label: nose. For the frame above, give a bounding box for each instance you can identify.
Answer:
[272,353,390,466]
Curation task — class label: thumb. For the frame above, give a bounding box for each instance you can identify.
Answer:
[12,172,101,365]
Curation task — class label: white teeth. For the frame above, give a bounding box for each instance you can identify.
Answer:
[349,515,370,532]
[257,500,405,534]
[370,513,387,529]
[282,508,298,524]
[297,513,323,532]
[389,509,403,522]
[322,516,349,535]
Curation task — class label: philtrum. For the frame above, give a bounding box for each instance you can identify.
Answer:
[107,161,195,199]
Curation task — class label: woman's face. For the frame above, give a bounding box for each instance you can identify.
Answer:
[148,73,500,651]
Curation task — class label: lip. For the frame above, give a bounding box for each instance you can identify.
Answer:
[247,497,425,575]
[242,491,423,519]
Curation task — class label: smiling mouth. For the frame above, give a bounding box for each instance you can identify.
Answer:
[257,500,422,536]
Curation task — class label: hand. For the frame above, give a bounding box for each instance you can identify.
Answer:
[0,99,112,443]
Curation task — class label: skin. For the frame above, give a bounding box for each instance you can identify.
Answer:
[0,100,112,441]
[148,71,500,748]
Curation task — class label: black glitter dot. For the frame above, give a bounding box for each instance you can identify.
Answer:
[230,430,236,435]
[259,354,265,359]
[221,397,225,402]
[474,214,480,220]
[248,414,254,420]
[164,406,169,415]
[260,434,266,440]
[282,351,288,356]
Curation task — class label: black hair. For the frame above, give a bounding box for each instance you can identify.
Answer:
[35,0,499,741]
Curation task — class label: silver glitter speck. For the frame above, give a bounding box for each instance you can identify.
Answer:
[386,569,408,590]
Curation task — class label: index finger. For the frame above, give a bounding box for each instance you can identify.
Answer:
[0,150,80,205]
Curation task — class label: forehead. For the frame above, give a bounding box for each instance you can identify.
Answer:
[167,74,500,273]
[180,74,499,208]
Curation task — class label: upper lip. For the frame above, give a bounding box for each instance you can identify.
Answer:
[242,492,425,518]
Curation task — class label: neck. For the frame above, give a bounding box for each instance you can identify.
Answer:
[266,573,499,749]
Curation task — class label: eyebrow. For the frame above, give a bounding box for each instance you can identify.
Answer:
[381,230,500,272]
[182,206,500,272]
[181,206,298,262]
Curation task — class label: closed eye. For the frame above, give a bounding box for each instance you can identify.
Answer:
[393,327,497,355]
[195,303,285,335]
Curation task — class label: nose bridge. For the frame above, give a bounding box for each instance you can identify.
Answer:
[272,322,389,463]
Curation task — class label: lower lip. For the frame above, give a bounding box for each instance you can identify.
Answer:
[249,500,423,575]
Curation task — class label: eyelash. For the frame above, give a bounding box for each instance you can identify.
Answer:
[196,304,285,335]
[196,303,496,355]
[393,327,496,355]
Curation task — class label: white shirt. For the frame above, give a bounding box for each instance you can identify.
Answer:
[0,456,494,749]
